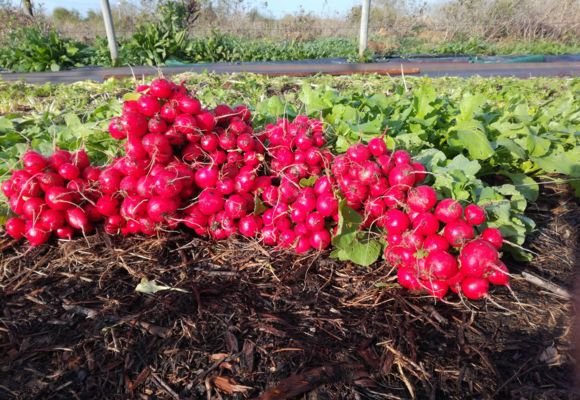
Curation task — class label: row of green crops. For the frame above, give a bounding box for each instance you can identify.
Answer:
[1,25,578,72]
[0,26,363,73]
[0,75,578,261]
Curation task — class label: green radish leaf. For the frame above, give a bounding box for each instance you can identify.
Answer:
[123,92,142,101]
[299,176,318,187]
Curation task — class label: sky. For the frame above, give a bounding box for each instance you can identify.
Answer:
[34,0,440,18]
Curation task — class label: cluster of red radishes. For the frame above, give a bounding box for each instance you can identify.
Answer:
[2,78,511,300]
[2,149,103,245]
[325,138,509,299]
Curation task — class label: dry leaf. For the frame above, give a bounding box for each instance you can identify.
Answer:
[135,277,189,294]
[213,376,251,394]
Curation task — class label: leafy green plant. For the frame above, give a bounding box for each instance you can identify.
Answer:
[0,27,90,72]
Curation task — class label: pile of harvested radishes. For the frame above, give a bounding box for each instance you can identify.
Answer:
[2,79,510,300]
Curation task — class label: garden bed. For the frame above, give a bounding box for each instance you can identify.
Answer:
[0,183,577,399]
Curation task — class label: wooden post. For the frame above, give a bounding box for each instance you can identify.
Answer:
[100,0,119,65]
[359,0,371,58]
[23,0,34,17]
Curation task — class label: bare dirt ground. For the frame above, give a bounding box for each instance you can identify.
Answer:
[0,183,578,400]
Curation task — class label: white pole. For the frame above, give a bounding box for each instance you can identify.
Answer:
[101,0,119,65]
[359,0,371,58]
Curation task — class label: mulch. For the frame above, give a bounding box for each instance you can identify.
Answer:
[0,183,578,400]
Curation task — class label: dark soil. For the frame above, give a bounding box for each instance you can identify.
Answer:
[0,184,578,400]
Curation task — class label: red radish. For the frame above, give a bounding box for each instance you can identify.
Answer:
[179,96,202,115]
[443,219,474,247]
[160,103,178,122]
[387,232,403,246]
[316,194,338,217]
[383,209,410,235]
[487,261,510,286]
[49,150,72,169]
[39,209,65,231]
[461,277,489,300]
[98,168,123,194]
[388,164,416,189]
[22,151,48,174]
[196,112,216,132]
[121,111,148,137]
[195,166,219,189]
[358,160,381,185]
[1,179,14,197]
[45,186,73,210]
[434,199,462,223]
[262,225,279,246]
[482,227,503,249]
[423,234,449,252]
[465,204,486,225]
[5,217,25,239]
[137,95,160,117]
[82,166,101,181]
[412,212,439,236]
[310,229,331,250]
[109,117,126,139]
[290,206,308,223]
[238,215,262,237]
[217,177,235,195]
[397,267,421,290]
[401,231,424,250]
[22,197,45,219]
[411,162,427,183]
[420,279,449,299]
[149,78,173,98]
[25,226,50,246]
[84,204,104,222]
[65,207,90,231]
[225,194,249,219]
[123,100,140,114]
[347,143,371,163]
[306,212,325,232]
[235,104,251,121]
[9,195,26,214]
[425,250,458,279]
[72,150,90,170]
[148,117,168,134]
[174,114,198,134]
[313,176,335,195]
[294,235,311,253]
[407,186,437,212]
[198,189,225,215]
[136,84,149,92]
[147,196,179,223]
[368,137,388,157]
[376,154,394,175]
[58,163,80,180]
[393,150,411,166]
[55,226,74,239]
[459,239,499,277]
[18,177,44,197]
[278,229,297,248]
[96,195,120,217]
[383,187,405,209]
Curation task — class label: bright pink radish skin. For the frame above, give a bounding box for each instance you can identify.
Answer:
[461,277,489,300]
[482,227,503,249]
[434,199,463,224]
[464,204,486,225]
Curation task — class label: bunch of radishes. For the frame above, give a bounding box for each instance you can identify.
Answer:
[2,149,103,245]
[325,139,509,299]
[1,78,511,300]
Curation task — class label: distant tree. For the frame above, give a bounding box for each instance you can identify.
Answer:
[52,7,82,23]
